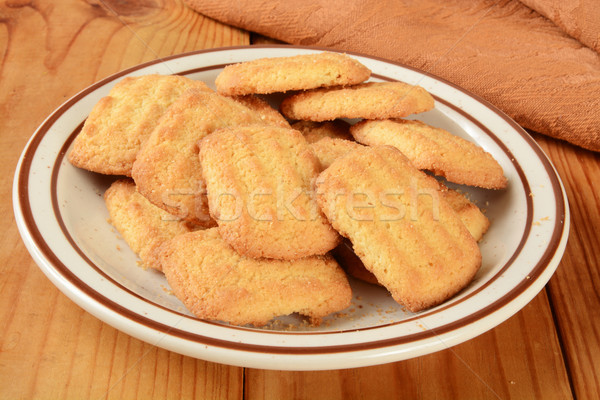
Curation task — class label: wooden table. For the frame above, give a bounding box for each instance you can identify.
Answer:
[1,1,598,398]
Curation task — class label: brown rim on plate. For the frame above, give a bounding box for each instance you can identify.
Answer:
[15,45,567,355]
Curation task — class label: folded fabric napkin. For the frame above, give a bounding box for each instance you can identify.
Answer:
[185,0,600,152]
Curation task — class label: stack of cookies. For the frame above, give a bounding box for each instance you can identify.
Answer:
[69,51,507,327]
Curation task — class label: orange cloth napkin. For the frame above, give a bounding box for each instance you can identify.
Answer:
[184,0,600,152]
[520,0,600,54]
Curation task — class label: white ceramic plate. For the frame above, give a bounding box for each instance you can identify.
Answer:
[13,45,569,370]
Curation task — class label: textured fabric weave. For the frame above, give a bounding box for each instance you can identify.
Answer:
[520,0,600,53]
[185,0,600,152]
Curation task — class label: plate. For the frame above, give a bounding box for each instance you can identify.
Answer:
[13,45,569,370]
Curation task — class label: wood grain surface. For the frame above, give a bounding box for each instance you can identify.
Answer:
[534,133,600,400]
[0,0,597,399]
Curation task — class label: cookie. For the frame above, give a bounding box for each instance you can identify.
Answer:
[215,51,371,96]
[350,119,507,189]
[291,120,353,144]
[231,95,290,128]
[309,137,364,170]
[333,184,490,286]
[158,228,352,327]
[280,82,434,121]
[199,124,340,260]
[69,74,210,176]
[132,88,280,226]
[316,145,482,312]
[104,180,194,271]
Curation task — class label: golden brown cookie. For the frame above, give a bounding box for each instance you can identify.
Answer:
[333,183,490,287]
[215,52,371,96]
[199,124,340,260]
[291,120,353,143]
[280,82,434,121]
[350,119,507,189]
[309,137,364,171]
[69,74,210,176]
[316,145,482,312]
[158,228,352,327]
[132,88,277,227]
[104,180,194,271]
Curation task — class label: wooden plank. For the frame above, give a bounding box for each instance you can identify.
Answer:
[0,0,247,398]
[245,290,572,399]
[534,133,600,399]
[0,0,589,397]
